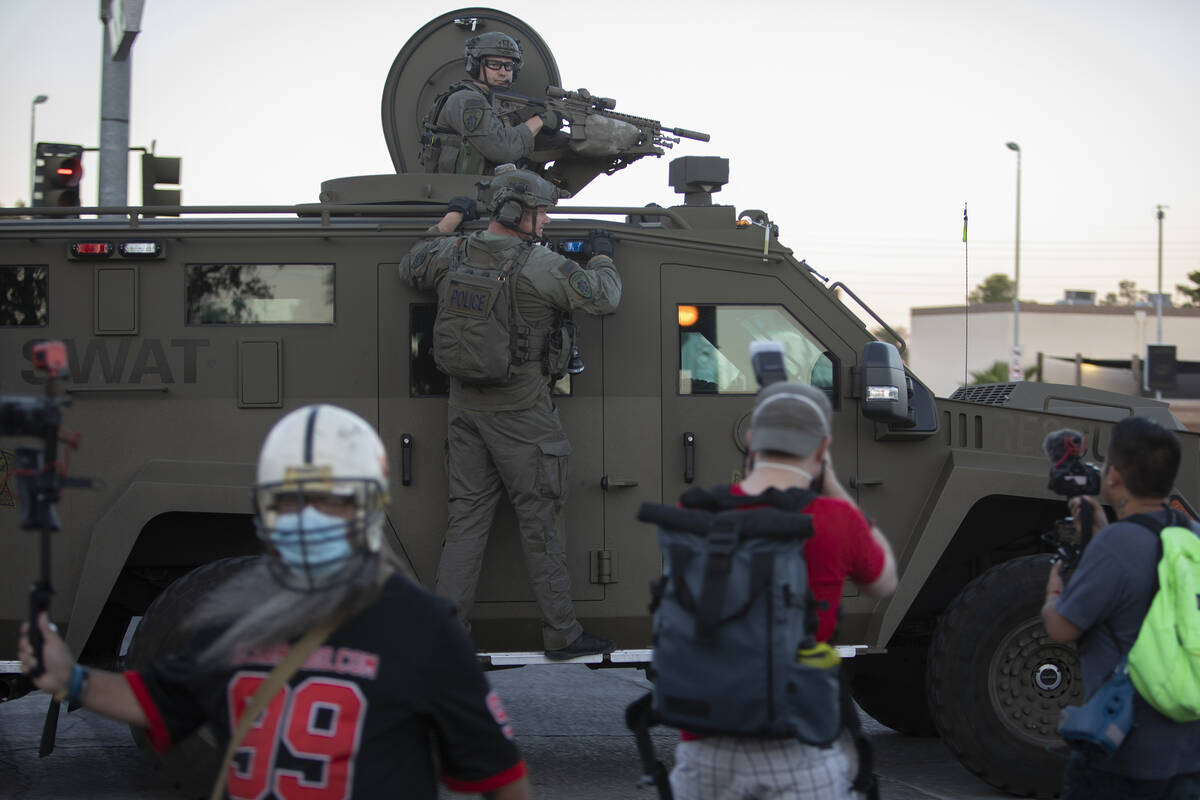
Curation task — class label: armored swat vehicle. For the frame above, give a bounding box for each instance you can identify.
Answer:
[1,8,1196,798]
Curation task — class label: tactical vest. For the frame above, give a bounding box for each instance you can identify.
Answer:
[418,82,489,174]
[432,237,541,385]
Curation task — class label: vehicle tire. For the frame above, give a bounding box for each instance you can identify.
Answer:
[850,645,938,737]
[123,556,263,799]
[927,554,1080,799]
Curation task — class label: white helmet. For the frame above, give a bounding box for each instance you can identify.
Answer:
[254,405,390,591]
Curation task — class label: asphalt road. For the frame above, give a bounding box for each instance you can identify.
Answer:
[0,664,1013,800]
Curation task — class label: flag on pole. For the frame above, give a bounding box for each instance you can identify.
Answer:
[962,203,968,242]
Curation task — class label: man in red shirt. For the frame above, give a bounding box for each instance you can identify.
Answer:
[671,382,898,800]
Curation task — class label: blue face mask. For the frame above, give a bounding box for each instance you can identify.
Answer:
[267,506,354,583]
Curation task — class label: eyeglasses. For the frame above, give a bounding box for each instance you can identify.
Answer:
[483,59,516,72]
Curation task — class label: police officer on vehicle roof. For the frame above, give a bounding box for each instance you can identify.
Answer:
[398,165,620,660]
[418,32,557,175]
[18,405,531,800]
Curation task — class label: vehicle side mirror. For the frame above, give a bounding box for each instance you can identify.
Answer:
[860,341,911,426]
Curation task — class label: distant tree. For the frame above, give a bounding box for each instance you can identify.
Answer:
[968,273,1014,304]
[1176,270,1200,307]
[1100,279,1147,306]
[966,360,1040,385]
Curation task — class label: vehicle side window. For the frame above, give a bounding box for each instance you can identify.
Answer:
[677,304,836,404]
[409,302,572,397]
[185,264,334,324]
[410,303,448,396]
[0,266,48,326]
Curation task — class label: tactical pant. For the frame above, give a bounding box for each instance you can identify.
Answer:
[436,396,583,650]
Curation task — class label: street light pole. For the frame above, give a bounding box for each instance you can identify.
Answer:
[1006,141,1022,380]
[29,94,49,204]
[1156,205,1167,344]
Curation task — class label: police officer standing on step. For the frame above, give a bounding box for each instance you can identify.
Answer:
[418,32,555,175]
[398,165,620,660]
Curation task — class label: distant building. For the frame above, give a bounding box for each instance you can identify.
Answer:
[908,294,1200,401]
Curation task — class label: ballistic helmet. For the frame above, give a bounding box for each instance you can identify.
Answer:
[254,405,390,591]
[464,31,523,79]
[487,163,559,229]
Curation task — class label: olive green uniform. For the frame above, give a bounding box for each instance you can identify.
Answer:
[422,81,535,175]
[399,230,620,648]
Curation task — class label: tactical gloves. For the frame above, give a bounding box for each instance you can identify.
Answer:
[539,111,561,131]
[447,196,479,221]
[584,229,614,258]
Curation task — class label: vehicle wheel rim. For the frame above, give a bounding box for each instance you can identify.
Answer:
[987,616,1081,746]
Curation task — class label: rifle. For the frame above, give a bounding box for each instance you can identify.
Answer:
[493,86,710,195]
[1,341,92,756]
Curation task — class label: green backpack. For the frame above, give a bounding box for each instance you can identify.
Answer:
[1126,509,1200,722]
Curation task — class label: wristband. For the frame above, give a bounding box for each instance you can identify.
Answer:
[55,663,89,705]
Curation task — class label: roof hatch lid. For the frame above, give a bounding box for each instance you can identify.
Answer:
[381,8,561,174]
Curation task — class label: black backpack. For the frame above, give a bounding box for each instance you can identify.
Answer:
[625,485,879,799]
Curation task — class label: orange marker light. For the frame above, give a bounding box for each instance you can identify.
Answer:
[678,305,699,327]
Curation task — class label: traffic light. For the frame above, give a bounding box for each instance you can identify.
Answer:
[142,154,181,211]
[1145,344,1178,392]
[33,142,84,211]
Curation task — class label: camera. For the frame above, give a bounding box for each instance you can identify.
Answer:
[0,394,64,438]
[749,340,787,388]
[1041,429,1102,575]
[1,341,70,438]
[1043,429,1102,498]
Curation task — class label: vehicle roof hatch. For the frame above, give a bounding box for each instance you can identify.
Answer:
[380,8,562,174]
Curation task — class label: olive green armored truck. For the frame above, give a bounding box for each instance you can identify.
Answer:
[1,9,1195,798]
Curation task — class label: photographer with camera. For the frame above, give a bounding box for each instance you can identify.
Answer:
[659,381,897,799]
[1041,417,1200,799]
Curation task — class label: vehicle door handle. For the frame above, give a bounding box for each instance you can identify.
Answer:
[850,477,882,487]
[601,476,639,490]
[683,431,695,484]
[401,434,413,486]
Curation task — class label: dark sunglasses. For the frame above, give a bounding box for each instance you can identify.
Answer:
[483,59,516,72]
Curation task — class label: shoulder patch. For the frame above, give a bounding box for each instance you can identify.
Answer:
[568,270,593,298]
[410,247,427,268]
[462,107,484,132]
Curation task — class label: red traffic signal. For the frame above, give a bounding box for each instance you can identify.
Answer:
[34,142,84,210]
[53,159,83,185]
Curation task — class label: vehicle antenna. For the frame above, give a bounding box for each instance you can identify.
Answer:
[963,202,969,387]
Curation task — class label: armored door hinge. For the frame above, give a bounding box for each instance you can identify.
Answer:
[588,550,617,585]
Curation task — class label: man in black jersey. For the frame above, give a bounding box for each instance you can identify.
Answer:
[19,404,530,799]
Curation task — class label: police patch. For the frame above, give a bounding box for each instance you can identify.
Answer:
[463,107,484,132]
[568,271,593,298]
[411,248,427,268]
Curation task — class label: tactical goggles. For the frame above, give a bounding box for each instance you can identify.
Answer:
[483,59,516,71]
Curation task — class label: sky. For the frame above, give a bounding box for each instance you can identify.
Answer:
[3,0,1199,332]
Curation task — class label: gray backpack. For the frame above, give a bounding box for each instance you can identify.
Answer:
[636,486,842,743]
[432,238,533,384]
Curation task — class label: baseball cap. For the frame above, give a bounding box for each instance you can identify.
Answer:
[748,382,831,457]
